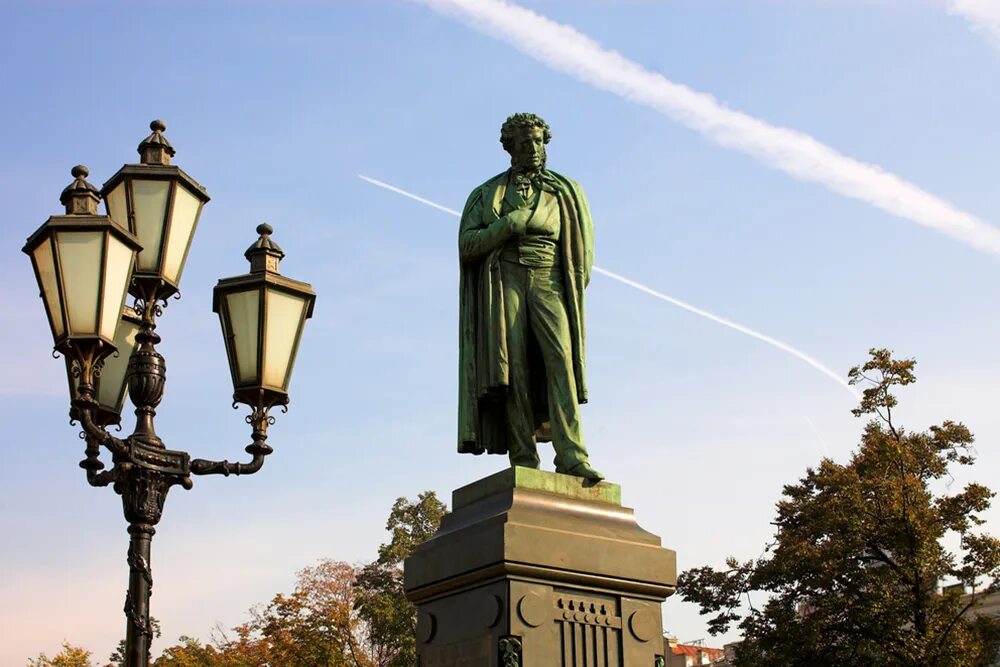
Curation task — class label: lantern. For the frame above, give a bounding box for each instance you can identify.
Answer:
[23,166,141,372]
[214,224,315,410]
[101,120,209,300]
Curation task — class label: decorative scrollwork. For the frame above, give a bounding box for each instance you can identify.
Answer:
[245,411,276,427]
[128,541,153,589]
[120,469,172,526]
[499,636,522,667]
[124,589,153,638]
[133,297,166,320]
[245,404,278,430]
[69,356,105,379]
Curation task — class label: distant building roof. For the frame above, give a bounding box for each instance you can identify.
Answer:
[672,644,725,660]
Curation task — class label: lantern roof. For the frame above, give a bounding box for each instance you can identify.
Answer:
[59,165,101,214]
[213,224,314,316]
[137,119,176,165]
[99,163,210,202]
[22,214,142,255]
[100,119,210,202]
[245,223,286,273]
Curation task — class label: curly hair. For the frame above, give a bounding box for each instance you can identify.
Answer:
[500,113,552,153]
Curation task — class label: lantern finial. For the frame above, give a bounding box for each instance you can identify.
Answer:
[138,119,176,165]
[59,165,101,215]
[245,223,285,274]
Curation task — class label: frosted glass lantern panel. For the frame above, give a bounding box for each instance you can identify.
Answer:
[225,290,260,384]
[131,180,170,271]
[56,230,103,336]
[99,236,135,341]
[161,185,203,285]
[96,312,141,412]
[104,182,129,229]
[262,290,307,390]
[31,238,64,339]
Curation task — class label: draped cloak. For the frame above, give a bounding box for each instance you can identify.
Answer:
[457,169,594,455]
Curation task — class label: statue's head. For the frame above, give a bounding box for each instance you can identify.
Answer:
[500,113,551,172]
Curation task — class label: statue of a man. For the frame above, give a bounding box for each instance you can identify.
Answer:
[457,113,603,482]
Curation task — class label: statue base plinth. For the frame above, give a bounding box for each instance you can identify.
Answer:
[404,467,677,666]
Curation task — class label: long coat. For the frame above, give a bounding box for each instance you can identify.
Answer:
[457,168,594,455]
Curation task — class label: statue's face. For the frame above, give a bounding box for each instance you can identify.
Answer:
[510,126,547,172]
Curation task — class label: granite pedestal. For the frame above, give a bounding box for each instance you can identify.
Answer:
[404,467,676,667]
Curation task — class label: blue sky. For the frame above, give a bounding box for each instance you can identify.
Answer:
[1,0,999,662]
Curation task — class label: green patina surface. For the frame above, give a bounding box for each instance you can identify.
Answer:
[453,466,621,509]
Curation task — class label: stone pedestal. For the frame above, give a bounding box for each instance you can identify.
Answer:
[404,467,676,667]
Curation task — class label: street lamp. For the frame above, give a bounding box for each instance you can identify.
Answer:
[22,121,316,667]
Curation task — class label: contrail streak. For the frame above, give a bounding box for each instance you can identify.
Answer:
[591,267,857,397]
[802,415,831,457]
[415,0,1000,257]
[359,175,462,216]
[359,174,859,398]
[948,0,1000,49]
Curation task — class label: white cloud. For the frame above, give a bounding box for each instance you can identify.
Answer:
[417,0,1000,256]
[948,0,1000,48]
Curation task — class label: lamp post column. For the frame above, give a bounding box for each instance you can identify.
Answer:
[124,522,155,667]
[23,121,315,667]
[116,311,188,667]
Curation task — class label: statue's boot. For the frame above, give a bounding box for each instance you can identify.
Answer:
[563,461,604,484]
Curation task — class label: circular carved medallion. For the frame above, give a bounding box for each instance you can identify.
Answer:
[517,592,548,628]
[481,594,503,628]
[416,611,437,644]
[628,609,658,643]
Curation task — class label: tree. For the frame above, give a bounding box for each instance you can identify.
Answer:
[354,491,447,667]
[249,559,368,666]
[27,643,95,667]
[679,349,1000,666]
[151,636,222,667]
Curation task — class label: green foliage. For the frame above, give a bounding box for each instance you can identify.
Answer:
[354,491,447,667]
[27,643,94,667]
[152,636,221,667]
[678,349,1000,666]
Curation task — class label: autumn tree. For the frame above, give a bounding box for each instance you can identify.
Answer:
[247,559,369,666]
[150,636,223,667]
[679,349,1000,666]
[354,491,447,667]
[27,643,95,667]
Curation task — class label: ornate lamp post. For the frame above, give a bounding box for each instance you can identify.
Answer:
[22,121,316,667]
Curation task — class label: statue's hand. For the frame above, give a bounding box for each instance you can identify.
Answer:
[504,208,532,235]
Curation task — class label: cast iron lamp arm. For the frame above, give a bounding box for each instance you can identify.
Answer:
[189,406,277,476]
[76,398,129,456]
[80,433,119,487]
[74,381,129,487]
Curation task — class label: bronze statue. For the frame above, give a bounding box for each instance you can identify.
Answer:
[457,113,602,482]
